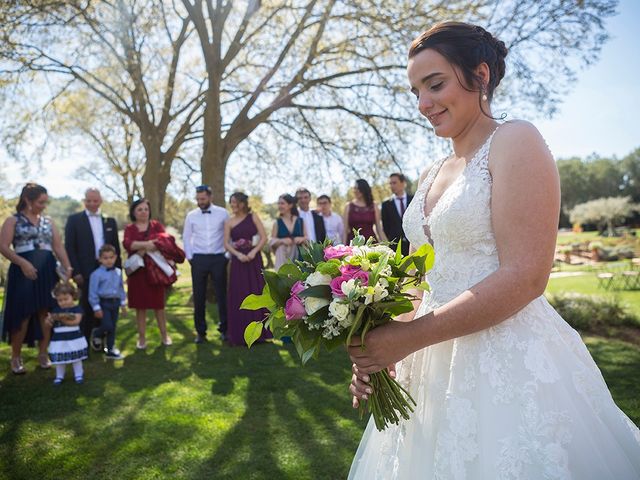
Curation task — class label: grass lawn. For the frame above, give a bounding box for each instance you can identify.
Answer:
[0,261,638,479]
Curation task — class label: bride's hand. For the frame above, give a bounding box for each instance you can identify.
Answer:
[350,363,397,408]
[348,320,414,374]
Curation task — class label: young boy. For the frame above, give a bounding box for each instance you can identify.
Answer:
[89,244,127,359]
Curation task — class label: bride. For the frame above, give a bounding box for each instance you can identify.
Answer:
[347,21,640,479]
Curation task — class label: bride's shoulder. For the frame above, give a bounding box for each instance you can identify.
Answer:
[490,119,554,168]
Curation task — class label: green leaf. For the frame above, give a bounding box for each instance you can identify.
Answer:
[244,321,264,348]
[278,262,304,279]
[394,239,403,265]
[415,281,431,292]
[369,252,390,286]
[301,346,316,365]
[240,285,276,311]
[323,331,347,351]
[346,304,367,346]
[263,270,290,306]
[304,305,330,325]
[297,284,332,299]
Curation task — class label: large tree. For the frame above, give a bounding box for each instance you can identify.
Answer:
[1,0,617,212]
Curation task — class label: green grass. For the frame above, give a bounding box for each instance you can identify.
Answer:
[0,264,638,479]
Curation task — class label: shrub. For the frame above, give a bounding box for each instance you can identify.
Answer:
[546,292,639,331]
[613,246,635,259]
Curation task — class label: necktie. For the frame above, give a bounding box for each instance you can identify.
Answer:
[201,210,211,214]
[399,197,405,216]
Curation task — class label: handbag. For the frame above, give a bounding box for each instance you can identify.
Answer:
[124,253,145,276]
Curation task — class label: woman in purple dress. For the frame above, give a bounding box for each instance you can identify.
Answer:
[343,179,386,244]
[224,192,271,346]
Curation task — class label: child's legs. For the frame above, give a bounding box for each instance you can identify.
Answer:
[55,364,66,379]
[136,309,146,341]
[99,299,120,350]
[72,360,83,379]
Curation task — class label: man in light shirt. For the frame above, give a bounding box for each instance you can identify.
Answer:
[295,187,327,243]
[317,195,344,245]
[65,188,121,342]
[183,185,229,343]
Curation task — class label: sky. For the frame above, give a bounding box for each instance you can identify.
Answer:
[1,0,639,201]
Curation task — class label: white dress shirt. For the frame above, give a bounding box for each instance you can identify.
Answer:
[393,194,408,217]
[322,212,344,245]
[85,209,104,259]
[299,208,317,242]
[183,205,229,260]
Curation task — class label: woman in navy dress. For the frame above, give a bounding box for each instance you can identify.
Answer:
[224,192,271,346]
[0,183,73,374]
[269,194,307,269]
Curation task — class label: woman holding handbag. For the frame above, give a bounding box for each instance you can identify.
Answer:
[123,198,172,349]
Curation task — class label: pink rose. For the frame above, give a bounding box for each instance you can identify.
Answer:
[324,245,353,260]
[285,294,306,321]
[330,276,347,297]
[290,281,305,296]
[339,265,369,286]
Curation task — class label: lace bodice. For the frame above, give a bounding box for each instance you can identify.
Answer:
[403,129,499,306]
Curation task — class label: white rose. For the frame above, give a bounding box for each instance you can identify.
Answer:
[306,271,332,286]
[304,296,330,315]
[329,299,349,321]
[341,278,365,298]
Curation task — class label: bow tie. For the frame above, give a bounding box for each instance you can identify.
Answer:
[201,210,211,214]
[88,213,101,218]
[106,267,116,271]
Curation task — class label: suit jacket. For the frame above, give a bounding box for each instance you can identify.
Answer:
[381,194,413,256]
[312,211,327,243]
[65,211,121,279]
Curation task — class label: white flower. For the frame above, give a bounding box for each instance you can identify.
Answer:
[364,280,390,305]
[329,299,349,321]
[306,271,332,287]
[341,278,365,298]
[304,296,330,315]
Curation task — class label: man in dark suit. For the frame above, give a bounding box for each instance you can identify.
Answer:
[65,188,121,343]
[381,173,413,256]
[295,188,327,243]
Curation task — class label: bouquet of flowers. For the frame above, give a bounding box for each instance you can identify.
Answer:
[242,234,434,431]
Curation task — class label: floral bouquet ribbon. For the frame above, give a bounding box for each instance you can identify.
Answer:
[242,234,434,431]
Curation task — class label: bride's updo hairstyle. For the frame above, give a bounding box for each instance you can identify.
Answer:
[409,22,508,106]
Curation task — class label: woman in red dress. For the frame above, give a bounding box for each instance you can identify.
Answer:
[123,198,172,349]
[343,179,386,244]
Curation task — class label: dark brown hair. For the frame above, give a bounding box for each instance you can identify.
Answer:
[16,183,47,213]
[129,198,151,222]
[99,244,117,257]
[52,281,78,300]
[409,22,508,105]
[229,192,251,213]
[354,179,374,207]
[389,173,406,183]
[279,194,299,217]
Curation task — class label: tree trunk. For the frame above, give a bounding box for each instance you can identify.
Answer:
[202,147,228,207]
[140,137,172,223]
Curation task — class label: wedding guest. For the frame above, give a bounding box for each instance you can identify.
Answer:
[381,173,413,255]
[224,192,271,346]
[295,188,327,243]
[65,187,121,343]
[270,194,307,269]
[88,244,127,360]
[343,179,385,244]
[317,195,344,245]
[183,185,229,343]
[123,198,172,349]
[46,282,87,385]
[0,183,73,374]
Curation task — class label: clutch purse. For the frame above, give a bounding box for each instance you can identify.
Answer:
[124,253,145,276]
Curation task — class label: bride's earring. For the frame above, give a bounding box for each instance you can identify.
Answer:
[481,86,488,102]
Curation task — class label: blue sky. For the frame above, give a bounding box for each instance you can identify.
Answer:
[2,0,639,200]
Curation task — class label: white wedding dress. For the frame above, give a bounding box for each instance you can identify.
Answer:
[349,130,640,479]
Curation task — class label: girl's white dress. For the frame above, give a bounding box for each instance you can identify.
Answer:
[349,130,640,479]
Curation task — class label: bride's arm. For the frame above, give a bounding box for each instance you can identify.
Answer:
[349,121,560,374]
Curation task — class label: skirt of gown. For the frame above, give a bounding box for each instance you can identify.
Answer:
[2,249,57,346]
[349,295,640,480]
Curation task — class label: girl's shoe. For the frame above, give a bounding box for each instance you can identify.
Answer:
[74,376,84,384]
[10,357,26,375]
[38,352,51,369]
[136,340,147,350]
[53,377,63,386]
[162,337,173,346]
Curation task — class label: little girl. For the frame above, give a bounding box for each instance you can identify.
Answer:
[47,282,88,385]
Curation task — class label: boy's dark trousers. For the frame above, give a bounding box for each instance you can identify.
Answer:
[95,298,121,351]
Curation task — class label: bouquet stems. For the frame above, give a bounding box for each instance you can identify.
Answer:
[358,369,416,431]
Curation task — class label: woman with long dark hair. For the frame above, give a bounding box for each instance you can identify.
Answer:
[269,194,307,269]
[0,183,72,374]
[343,179,385,244]
[348,21,640,478]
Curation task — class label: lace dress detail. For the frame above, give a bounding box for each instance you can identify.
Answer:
[349,128,640,480]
